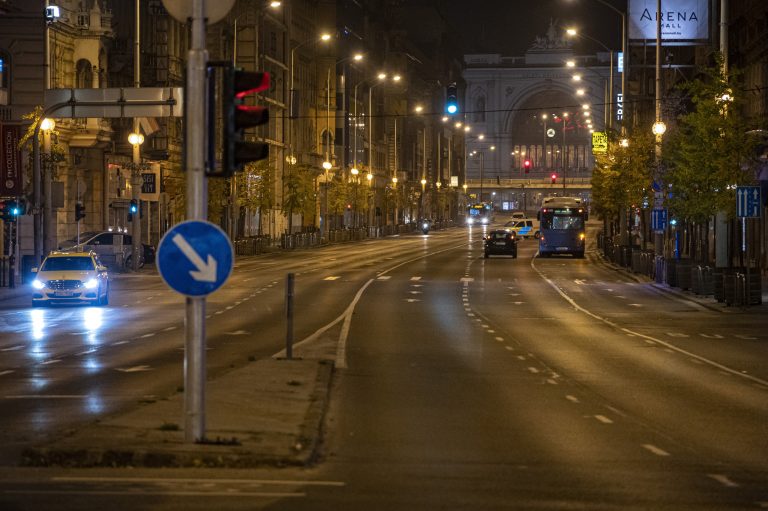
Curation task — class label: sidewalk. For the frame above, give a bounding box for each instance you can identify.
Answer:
[22,357,334,468]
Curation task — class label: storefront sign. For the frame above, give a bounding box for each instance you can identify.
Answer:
[1,125,22,196]
[629,0,709,42]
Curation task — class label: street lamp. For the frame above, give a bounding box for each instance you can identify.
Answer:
[652,121,667,136]
[565,27,615,131]
[128,131,145,271]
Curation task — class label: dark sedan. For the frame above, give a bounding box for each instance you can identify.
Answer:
[484,229,518,258]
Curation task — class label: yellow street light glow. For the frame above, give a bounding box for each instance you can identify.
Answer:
[455,122,462,128]
[566,60,576,68]
[128,132,144,146]
[563,112,569,118]
[464,126,471,132]
[572,74,582,81]
[41,118,56,131]
[377,72,386,80]
[367,172,373,181]
[478,134,485,140]
[320,33,332,41]
[392,176,398,184]
[652,121,667,136]
[436,181,441,188]
[351,167,359,175]
[566,28,577,36]
[462,183,468,191]
[420,178,427,185]
[322,161,332,170]
[541,113,548,119]
[490,145,496,151]
[442,116,449,122]
[576,89,585,96]
[415,105,424,113]
[584,111,591,117]
[589,129,595,133]
[392,74,401,82]
[620,138,629,147]
[582,104,590,110]
[353,53,364,61]
[269,1,281,7]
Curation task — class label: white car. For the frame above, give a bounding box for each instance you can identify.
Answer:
[31,251,110,307]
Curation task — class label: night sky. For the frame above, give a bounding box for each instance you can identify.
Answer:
[438,0,625,56]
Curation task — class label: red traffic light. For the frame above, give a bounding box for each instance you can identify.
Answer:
[523,159,531,173]
[551,173,557,184]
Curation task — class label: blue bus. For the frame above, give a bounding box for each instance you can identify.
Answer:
[537,197,587,258]
[466,202,492,226]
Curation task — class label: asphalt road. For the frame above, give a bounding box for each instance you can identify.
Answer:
[0,224,767,509]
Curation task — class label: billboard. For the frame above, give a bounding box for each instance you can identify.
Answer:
[1,125,23,197]
[629,0,709,42]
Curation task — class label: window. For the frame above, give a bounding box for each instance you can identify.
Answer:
[474,96,485,123]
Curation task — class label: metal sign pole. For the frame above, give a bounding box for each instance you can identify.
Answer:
[185,0,208,443]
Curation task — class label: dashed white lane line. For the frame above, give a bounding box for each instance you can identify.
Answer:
[527,367,540,374]
[410,276,422,281]
[1,345,24,352]
[707,474,739,488]
[324,276,340,281]
[642,444,670,457]
[41,359,61,365]
[517,355,526,361]
[505,346,514,351]
[594,415,614,424]
[377,276,392,281]
[139,333,155,339]
[0,370,14,377]
[566,395,580,403]
[162,326,177,332]
[495,337,504,342]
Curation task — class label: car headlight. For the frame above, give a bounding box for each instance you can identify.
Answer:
[32,279,45,290]
[481,218,489,224]
[467,218,474,225]
[84,278,99,289]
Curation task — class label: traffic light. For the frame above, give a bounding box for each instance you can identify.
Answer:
[75,201,86,221]
[445,82,459,115]
[128,199,138,221]
[8,200,20,217]
[220,67,270,177]
[523,159,531,173]
[551,173,557,184]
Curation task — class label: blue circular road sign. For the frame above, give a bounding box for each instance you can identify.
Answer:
[157,220,234,297]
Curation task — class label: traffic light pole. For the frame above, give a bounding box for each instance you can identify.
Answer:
[185,0,209,444]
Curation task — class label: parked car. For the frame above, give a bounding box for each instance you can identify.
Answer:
[31,251,110,307]
[59,230,155,269]
[484,229,518,258]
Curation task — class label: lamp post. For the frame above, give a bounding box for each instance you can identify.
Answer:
[566,28,614,131]
[367,73,400,226]
[128,132,144,271]
[288,33,331,157]
[40,118,55,259]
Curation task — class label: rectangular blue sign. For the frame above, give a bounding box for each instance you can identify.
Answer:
[736,186,761,218]
[652,208,667,231]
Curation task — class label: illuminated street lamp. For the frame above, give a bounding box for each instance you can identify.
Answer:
[652,121,667,136]
[620,138,629,147]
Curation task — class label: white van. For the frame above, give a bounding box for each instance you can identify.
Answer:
[503,218,540,238]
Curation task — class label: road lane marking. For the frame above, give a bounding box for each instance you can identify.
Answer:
[566,395,580,403]
[527,367,540,373]
[377,276,391,281]
[139,333,155,339]
[530,257,768,388]
[735,334,758,340]
[323,276,340,281]
[1,345,24,352]
[594,415,613,424]
[517,355,526,361]
[700,333,724,339]
[410,276,422,281]
[495,337,504,341]
[162,326,177,332]
[642,444,670,456]
[505,346,514,351]
[0,370,14,376]
[707,474,739,488]
[41,359,61,365]
[5,395,86,399]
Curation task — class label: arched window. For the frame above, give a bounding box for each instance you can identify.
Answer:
[76,59,94,89]
[474,96,486,123]
[0,50,10,105]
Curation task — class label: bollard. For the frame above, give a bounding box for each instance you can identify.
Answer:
[285,272,294,359]
[8,255,15,289]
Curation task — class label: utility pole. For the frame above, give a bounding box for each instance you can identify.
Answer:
[131,0,143,271]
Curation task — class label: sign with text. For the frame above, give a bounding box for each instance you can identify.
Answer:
[629,0,709,42]
[140,164,161,201]
[591,131,608,154]
[1,125,22,196]
[652,208,667,231]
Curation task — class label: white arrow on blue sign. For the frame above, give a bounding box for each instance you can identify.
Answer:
[736,186,761,218]
[157,220,234,297]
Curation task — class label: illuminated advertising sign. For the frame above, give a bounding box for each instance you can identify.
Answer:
[629,0,709,42]
[1,125,22,196]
